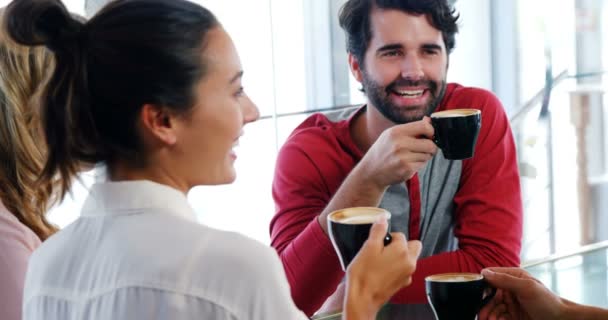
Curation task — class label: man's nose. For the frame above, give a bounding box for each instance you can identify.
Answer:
[400,54,424,80]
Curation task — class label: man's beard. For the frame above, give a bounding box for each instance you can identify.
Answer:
[362,70,447,124]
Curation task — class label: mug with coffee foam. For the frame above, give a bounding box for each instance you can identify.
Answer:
[425,272,496,320]
[430,108,481,160]
[327,207,392,270]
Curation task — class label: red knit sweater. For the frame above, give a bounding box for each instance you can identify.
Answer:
[270,83,523,316]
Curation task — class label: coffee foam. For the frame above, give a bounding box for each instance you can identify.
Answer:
[431,109,480,118]
[329,207,390,224]
[426,273,483,282]
[336,215,377,224]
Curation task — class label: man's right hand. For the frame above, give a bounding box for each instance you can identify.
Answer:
[342,218,421,320]
[356,117,436,191]
[317,118,436,235]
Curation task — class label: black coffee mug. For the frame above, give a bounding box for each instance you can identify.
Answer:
[430,109,481,160]
[425,273,496,320]
[327,207,392,270]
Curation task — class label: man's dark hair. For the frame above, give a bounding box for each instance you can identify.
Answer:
[339,0,459,65]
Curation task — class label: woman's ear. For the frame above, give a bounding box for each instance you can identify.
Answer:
[139,104,178,145]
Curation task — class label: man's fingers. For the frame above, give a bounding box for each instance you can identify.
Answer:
[407,240,422,259]
[405,136,437,155]
[414,118,435,139]
[395,119,435,140]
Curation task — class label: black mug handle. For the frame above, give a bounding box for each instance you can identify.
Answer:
[430,121,442,148]
[383,233,392,246]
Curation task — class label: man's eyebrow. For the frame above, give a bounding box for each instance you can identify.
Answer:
[230,71,244,84]
[421,44,443,51]
[376,43,404,53]
[376,43,444,53]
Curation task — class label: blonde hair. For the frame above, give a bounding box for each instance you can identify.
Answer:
[0,9,58,240]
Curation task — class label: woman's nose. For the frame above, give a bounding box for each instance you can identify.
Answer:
[242,97,260,124]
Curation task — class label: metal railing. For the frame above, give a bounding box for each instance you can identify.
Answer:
[509,70,569,127]
[522,240,608,268]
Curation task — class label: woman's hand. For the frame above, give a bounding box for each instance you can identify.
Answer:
[478,267,568,320]
[343,218,421,319]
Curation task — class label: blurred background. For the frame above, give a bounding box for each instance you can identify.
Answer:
[2,0,607,305]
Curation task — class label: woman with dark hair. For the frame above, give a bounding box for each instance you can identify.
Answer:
[0,8,58,320]
[6,0,422,319]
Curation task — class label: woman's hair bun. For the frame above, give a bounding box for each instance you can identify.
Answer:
[6,0,84,52]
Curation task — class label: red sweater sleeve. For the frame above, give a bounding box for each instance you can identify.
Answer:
[270,116,355,316]
[391,89,523,303]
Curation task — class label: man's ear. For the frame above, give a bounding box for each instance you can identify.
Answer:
[139,104,178,146]
[348,52,364,83]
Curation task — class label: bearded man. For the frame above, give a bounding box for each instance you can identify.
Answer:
[269,0,523,317]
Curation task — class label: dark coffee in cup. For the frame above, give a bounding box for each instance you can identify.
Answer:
[430,108,481,160]
[425,273,496,320]
[327,207,392,270]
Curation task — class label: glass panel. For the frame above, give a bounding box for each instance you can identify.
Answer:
[525,247,608,308]
[517,0,547,102]
[513,0,585,262]
[270,0,310,114]
[196,0,277,117]
[550,83,583,254]
[447,0,493,91]
[515,105,552,260]
[198,0,354,117]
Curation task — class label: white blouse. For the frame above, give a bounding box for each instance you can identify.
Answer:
[23,180,307,320]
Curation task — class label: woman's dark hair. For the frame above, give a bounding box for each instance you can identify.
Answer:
[339,0,459,66]
[6,0,219,200]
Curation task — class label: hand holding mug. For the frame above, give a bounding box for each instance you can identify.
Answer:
[478,268,569,320]
[357,118,436,189]
[426,272,496,320]
[343,217,422,319]
[328,207,393,270]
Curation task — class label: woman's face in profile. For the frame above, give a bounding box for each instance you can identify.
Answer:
[172,27,259,186]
